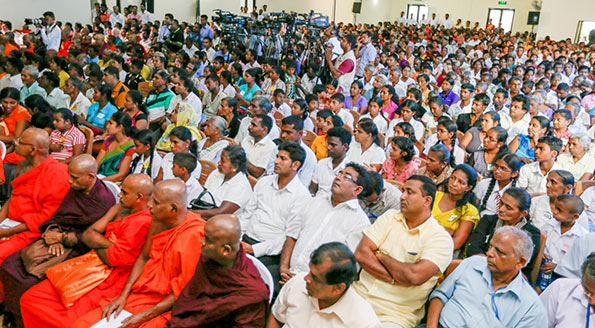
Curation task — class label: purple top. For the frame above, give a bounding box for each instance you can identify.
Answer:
[345,95,368,112]
[441,90,460,107]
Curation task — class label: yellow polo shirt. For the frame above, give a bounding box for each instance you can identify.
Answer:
[352,209,454,327]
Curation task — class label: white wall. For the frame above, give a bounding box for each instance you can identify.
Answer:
[2,0,91,29]
[537,0,595,41]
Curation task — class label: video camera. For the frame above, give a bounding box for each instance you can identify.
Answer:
[212,10,248,36]
[24,17,47,26]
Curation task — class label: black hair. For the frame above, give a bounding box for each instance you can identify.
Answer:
[330,115,343,129]
[555,194,584,215]
[330,93,345,103]
[363,171,384,198]
[109,111,133,137]
[489,126,510,159]
[537,135,563,155]
[245,67,263,85]
[503,187,531,213]
[481,111,501,127]
[173,152,197,175]
[437,119,458,153]
[357,117,381,147]
[317,109,333,120]
[310,242,357,289]
[345,162,371,198]
[24,94,52,113]
[548,169,575,189]
[292,99,309,120]
[223,144,247,175]
[450,164,478,209]
[95,83,114,104]
[127,89,148,116]
[511,94,530,112]
[531,116,552,136]
[480,153,521,212]
[170,126,198,156]
[327,127,352,146]
[407,175,437,207]
[54,107,75,125]
[281,115,304,131]
[254,113,273,134]
[31,112,51,129]
[278,141,306,170]
[0,87,20,102]
[474,93,491,107]
[553,109,572,122]
[391,136,415,162]
[395,121,417,143]
[42,71,60,89]
[429,143,454,168]
[131,129,156,176]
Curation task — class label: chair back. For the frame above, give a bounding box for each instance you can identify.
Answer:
[246,254,274,303]
[198,160,217,186]
[102,180,121,203]
[302,130,317,147]
[273,111,285,127]
[79,126,94,154]
[349,109,360,123]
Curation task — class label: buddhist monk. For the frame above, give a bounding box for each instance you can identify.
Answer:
[0,153,116,319]
[73,179,206,328]
[0,128,70,296]
[168,214,269,327]
[20,174,154,328]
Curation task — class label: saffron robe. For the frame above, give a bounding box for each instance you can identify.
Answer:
[73,212,206,328]
[20,209,153,328]
[0,178,115,313]
[168,247,269,327]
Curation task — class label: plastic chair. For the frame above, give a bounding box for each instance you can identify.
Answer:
[103,180,121,203]
[198,160,217,186]
[349,109,360,123]
[247,254,274,303]
[137,81,153,98]
[0,141,6,160]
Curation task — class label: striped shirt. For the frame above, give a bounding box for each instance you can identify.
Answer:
[49,125,87,161]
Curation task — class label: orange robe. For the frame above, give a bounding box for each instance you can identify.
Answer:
[0,156,69,300]
[20,209,153,328]
[72,212,206,328]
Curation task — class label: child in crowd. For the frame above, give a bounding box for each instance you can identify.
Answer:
[271,89,292,117]
[329,93,354,130]
[518,135,563,196]
[305,94,319,121]
[552,109,573,145]
[130,129,162,180]
[311,110,343,160]
[291,99,314,132]
[360,98,387,135]
[172,152,203,208]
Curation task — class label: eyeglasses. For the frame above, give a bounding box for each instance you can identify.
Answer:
[337,171,358,185]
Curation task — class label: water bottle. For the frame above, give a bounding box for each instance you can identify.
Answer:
[538,259,552,290]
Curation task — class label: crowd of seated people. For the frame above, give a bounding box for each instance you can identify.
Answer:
[0,4,595,327]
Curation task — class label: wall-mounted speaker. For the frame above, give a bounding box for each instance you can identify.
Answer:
[527,11,540,25]
[352,2,362,14]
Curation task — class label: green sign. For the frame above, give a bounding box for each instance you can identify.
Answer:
[498,1,507,4]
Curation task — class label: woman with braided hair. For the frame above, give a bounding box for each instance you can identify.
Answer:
[432,118,465,165]
[473,152,522,217]
[432,163,480,252]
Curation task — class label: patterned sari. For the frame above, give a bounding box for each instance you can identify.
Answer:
[98,136,135,176]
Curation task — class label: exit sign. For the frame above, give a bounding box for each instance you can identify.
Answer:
[498,1,507,4]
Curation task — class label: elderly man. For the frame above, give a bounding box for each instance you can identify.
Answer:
[19,65,46,103]
[352,175,453,328]
[0,128,70,269]
[427,226,547,328]
[281,163,371,278]
[65,77,92,120]
[74,180,206,328]
[168,214,269,327]
[270,242,381,327]
[541,252,595,327]
[20,174,153,328]
[0,154,116,316]
[234,96,280,142]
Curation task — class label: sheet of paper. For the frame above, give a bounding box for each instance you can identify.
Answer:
[90,310,132,328]
[0,218,21,229]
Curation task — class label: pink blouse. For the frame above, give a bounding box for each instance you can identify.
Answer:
[382,158,420,182]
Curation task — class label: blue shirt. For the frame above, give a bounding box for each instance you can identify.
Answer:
[430,256,547,328]
[200,25,214,43]
[87,102,119,128]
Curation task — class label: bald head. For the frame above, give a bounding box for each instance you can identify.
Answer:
[206,214,242,247]
[70,154,98,175]
[123,174,153,196]
[22,128,50,150]
[154,179,187,208]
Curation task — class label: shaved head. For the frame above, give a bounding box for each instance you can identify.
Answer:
[155,179,187,207]
[123,174,153,196]
[206,214,242,248]
[70,154,98,175]
[24,128,50,149]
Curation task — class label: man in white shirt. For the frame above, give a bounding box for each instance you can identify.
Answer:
[397,12,407,26]
[241,114,276,178]
[140,3,152,24]
[281,163,371,277]
[242,141,311,293]
[64,78,91,120]
[389,67,407,99]
[448,83,475,119]
[274,116,317,188]
[109,6,125,28]
[555,233,595,279]
[235,96,280,142]
[518,136,563,195]
[202,37,216,62]
[441,13,453,29]
[270,242,381,328]
[429,13,439,27]
[311,127,351,198]
[38,71,68,109]
[39,11,61,52]
[182,38,198,57]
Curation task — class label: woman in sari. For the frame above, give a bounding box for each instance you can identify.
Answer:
[95,112,135,182]
[155,101,202,152]
[198,116,230,164]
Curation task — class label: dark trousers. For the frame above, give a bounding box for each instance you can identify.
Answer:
[242,234,281,297]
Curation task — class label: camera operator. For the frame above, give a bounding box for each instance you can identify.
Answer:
[324,27,343,61]
[325,33,357,97]
[39,11,61,51]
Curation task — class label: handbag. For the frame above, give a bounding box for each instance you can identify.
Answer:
[46,250,114,308]
[190,190,218,210]
[20,225,72,279]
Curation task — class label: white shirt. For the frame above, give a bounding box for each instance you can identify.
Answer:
[130,149,163,180]
[346,142,386,167]
[241,135,276,170]
[336,108,354,130]
[272,273,381,328]
[245,174,311,257]
[109,12,125,27]
[40,24,61,51]
[543,220,588,264]
[529,195,589,231]
[204,170,253,231]
[273,102,292,117]
[159,152,201,181]
[167,93,203,118]
[235,116,280,143]
[313,157,349,199]
[68,92,92,119]
[141,10,152,24]
[555,233,595,278]
[556,153,595,182]
[184,177,204,208]
[265,140,317,189]
[580,186,595,226]
[448,101,472,119]
[518,161,562,195]
[182,44,199,57]
[540,278,595,328]
[9,74,23,89]
[360,114,388,135]
[45,88,69,109]
[387,118,424,141]
[507,117,531,144]
[473,179,513,217]
[290,197,369,273]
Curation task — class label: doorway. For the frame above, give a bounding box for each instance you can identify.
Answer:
[487,8,514,32]
[407,4,429,23]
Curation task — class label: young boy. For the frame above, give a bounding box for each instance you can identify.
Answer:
[306,94,319,122]
[272,89,292,117]
[506,94,530,143]
[329,93,354,130]
[540,194,588,285]
[518,135,563,196]
[172,152,203,208]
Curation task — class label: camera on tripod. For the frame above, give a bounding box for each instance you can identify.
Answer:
[24,17,47,26]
